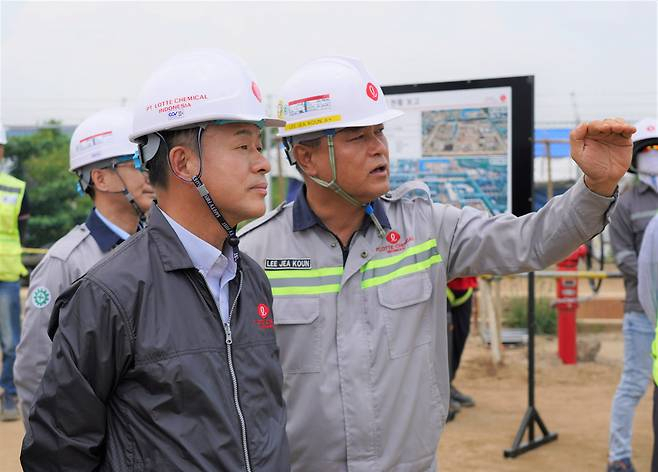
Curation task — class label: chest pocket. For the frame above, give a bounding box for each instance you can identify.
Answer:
[377,271,433,358]
[273,297,321,374]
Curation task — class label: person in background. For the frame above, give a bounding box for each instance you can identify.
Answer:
[607,117,658,472]
[447,276,478,420]
[637,213,658,472]
[0,123,30,422]
[14,107,154,425]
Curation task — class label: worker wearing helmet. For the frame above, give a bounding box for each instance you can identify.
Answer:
[0,123,30,422]
[13,108,154,427]
[239,55,635,471]
[21,49,290,472]
[606,117,658,472]
[637,212,658,472]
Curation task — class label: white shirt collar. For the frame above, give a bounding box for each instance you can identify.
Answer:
[94,208,131,241]
[159,207,237,278]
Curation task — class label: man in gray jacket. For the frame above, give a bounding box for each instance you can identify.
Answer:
[21,50,290,471]
[239,56,635,472]
[606,117,658,472]
[13,107,154,425]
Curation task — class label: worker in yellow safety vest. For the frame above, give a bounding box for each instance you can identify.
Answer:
[0,123,30,421]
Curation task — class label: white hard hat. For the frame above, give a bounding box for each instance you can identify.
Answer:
[631,117,658,173]
[633,118,658,143]
[0,125,7,145]
[70,107,137,172]
[278,56,403,142]
[130,48,284,144]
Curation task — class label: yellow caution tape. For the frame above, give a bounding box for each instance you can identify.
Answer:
[21,247,49,255]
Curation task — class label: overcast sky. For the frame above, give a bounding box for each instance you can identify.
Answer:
[1,1,656,127]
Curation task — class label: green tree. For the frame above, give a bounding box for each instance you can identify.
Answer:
[5,123,91,248]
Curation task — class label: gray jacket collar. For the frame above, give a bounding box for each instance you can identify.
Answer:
[146,204,202,273]
[85,209,124,253]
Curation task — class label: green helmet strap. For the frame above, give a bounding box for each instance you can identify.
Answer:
[308,134,386,238]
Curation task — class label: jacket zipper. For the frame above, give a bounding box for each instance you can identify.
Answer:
[221,271,252,472]
[193,269,251,472]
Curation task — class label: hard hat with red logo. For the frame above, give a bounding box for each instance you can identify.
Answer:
[130,49,284,254]
[130,48,283,166]
[278,56,403,153]
[631,117,658,173]
[278,56,403,238]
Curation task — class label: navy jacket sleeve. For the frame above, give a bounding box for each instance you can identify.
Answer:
[21,278,133,471]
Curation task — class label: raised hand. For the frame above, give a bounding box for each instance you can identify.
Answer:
[570,118,636,196]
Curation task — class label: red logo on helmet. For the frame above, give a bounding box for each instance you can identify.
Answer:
[386,231,401,244]
[500,94,507,102]
[648,125,656,132]
[251,82,262,102]
[366,82,379,101]
[257,303,269,319]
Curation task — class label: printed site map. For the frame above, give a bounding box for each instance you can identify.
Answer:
[385,87,512,215]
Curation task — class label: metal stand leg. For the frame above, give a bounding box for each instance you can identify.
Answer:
[504,272,558,458]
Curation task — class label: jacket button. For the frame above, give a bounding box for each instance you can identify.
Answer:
[361,251,368,258]
[330,242,337,248]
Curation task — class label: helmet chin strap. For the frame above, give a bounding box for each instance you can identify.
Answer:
[157,126,242,262]
[111,165,147,230]
[119,186,147,230]
[191,126,240,263]
[308,132,387,239]
[88,158,148,231]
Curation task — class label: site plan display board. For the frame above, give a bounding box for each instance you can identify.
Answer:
[382,76,534,216]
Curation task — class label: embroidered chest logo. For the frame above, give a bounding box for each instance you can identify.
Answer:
[377,231,415,254]
[32,287,51,309]
[265,258,311,270]
[256,303,273,330]
[386,230,400,244]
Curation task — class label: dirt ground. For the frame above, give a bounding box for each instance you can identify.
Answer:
[1,331,652,471]
[437,331,653,471]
